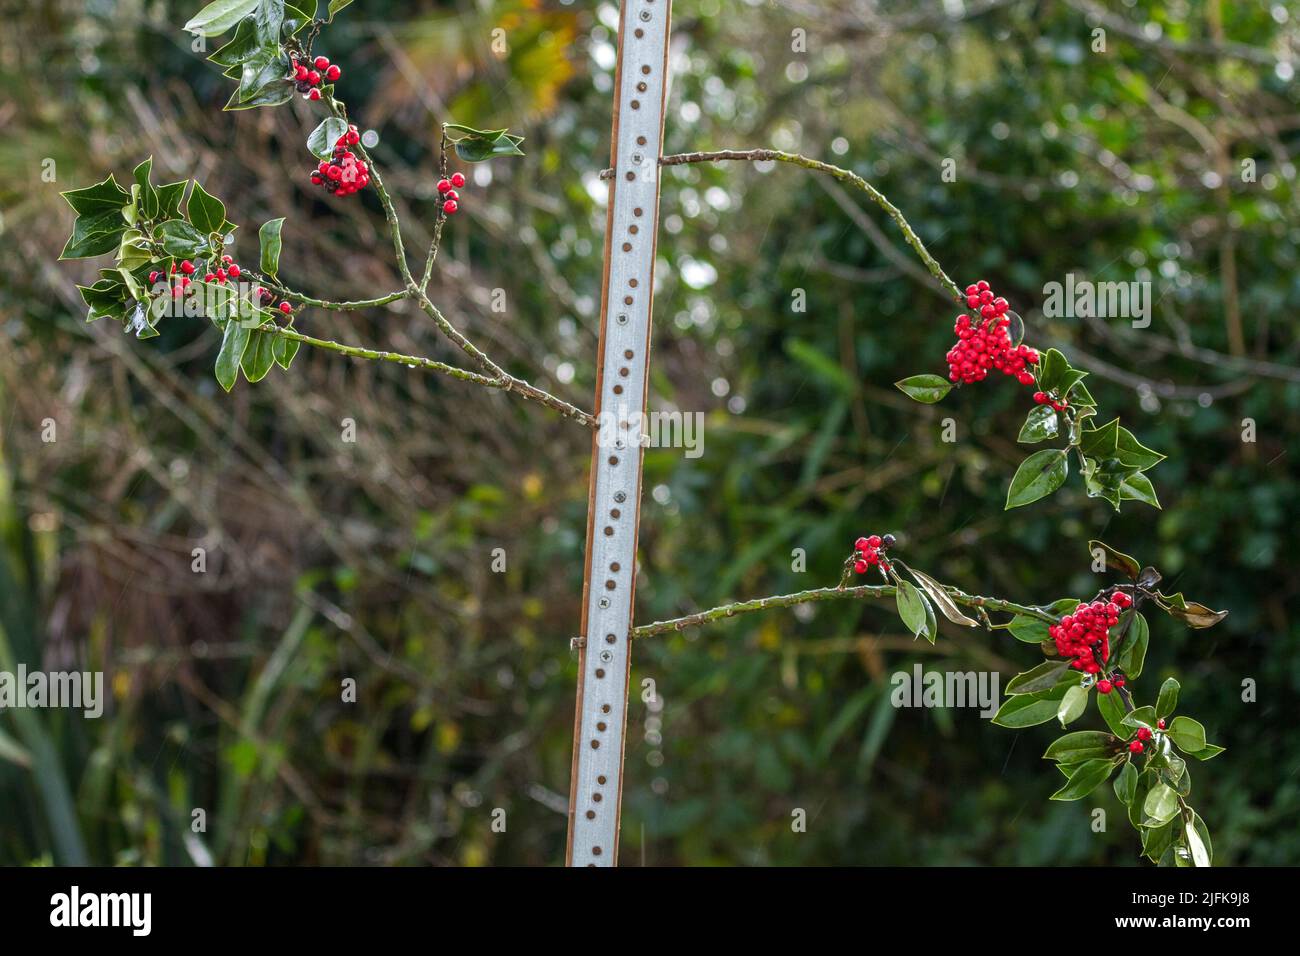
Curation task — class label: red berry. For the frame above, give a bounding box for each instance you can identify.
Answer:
[279,301,293,314]
[451,171,466,188]
[443,199,458,214]
[314,55,329,70]
[327,165,343,180]
[865,535,882,549]
[148,271,159,284]
[1129,740,1144,754]
[308,88,321,101]
[853,560,868,574]
[854,537,869,551]
[1097,680,1113,694]
[295,65,309,81]
[1157,718,1166,730]
[205,272,216,282]
[1033,391,1047,403]
[228,264,241,278]
[325,64,341,81]
[1137,727,1152,741]
[179,260,195,275]
[437,178,452,194]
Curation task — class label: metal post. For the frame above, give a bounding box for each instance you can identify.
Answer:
[565,0,674,867]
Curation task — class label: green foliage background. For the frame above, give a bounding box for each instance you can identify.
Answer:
[1,0,1298,865]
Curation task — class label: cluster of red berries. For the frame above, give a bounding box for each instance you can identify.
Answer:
[291,54,342,101]
[945,280,1039,386]
[147,258,292,314]
[1128,723,1161,754]
[309,125,369,197]
[1032,390,1069,412]
[852,534,895,574]
[1048,590,1134,687]
[436,172,467,215]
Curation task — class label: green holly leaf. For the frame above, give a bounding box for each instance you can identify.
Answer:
[215,317,252,391]
[1057,685,1089,727]
[1018,405,1059,443]
[187,181,227,236]
[1156,678,1180,719]
[1183,743,1225,761]
[1097,685,1128,737]
[1050,757,1117,801]
[209,15,261,66]
[1142,782,1179,826]
[157,180,187,219]
[1038,348,1068,393]
[254,0,285,45]
[308,118,350,160]
[1186,812,1212,866]
[1079,417,1120,459]
[1168,716,1207,754]
[1008,614,1051,644]
[184,0,259,37]
[895,580,933,643]
[1120,472,1161,508]
[1005,660,1072,695]
[991,682,1075,728]
[1114,425,1165,470]
[1122,705,1158,731]
[60,207,130,259]
[1006,449,1068,509]
[157,220,209,259]
[893,374,952,404]
[1116,611,1148,678]
[1113,761,1138,805]
[446,124,527,162]
[328,0,354,19]
[241,328,278,382]
[61,174,131,215]
[273,331,300,369]
[259,217,286,277]
[1044,730,1118,763]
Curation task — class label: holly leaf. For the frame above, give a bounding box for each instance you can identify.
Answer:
[209,15,262,66]
[1142,782,1179,826]
[1079,417,1120,459]
[259,217,286,277]
[1005,449,1068,509]
[1096,684,1128,737]
[327,0,354,19]
[1186,812,1212,867]
[308,118,350,160]
[184,0,259,36]
[895,580,933,643]
[1122,705,1158,731]
[1005,660,1072,695]
[1044,730,1118,763]
[1087,539,1140,579]
[1183,743,1225,761]
[1115,425,1165,470]
[273,331,300,369]
[1168,716,1207,754]
[446,124,527,162]
[1050,757,1117,801]
[1156,678,1180,719]
[215,318,252,391]
[1056,685,1089,728]
[894,374,952,404]
[1018,405,1059,443]
[1008,614,1051,644]
[61,173,131,215]
[241,328,278,382]
[1116,611,1148,679]
[157,220,209,259]
[187,181,227,236]
[1113,761,1138,805]
[991,682,1075,728]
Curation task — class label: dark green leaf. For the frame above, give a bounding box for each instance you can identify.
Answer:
[895,580,931,643]
[157,180,188,219]
[1119,471,1161,508]
[255,0,285,45]
[157,219,209,258]
[1005,659,1071,695]
[1097,685,1128,737]
[1143,817,1177,860]
[1050,757,1116,801]
[1168,716,1207,753]
[184,0,259,36]
[1038,348,1068,393]
[1142,782,1179,826]
[1114,761,1137,805]
[1044,730,1118,763]
[241,329,278,382]
[1186,812,1212,867]
[1183,743,1225,761]
[215,318,251,391]
[893,374,952,404]
[1008,614,1051,644]
[259,217,286,277]
[1122,705,1157,730]
[1116,611,1148,679]
[308,118,350,160]
[1057,685,1089,727]
[273,331,301,369]
[1079,417,1119,459]
[1018,405,1059,443]
[1005,449,1068,509]
[328,0,354,19]
[1156,678,1179,719]
[187,181,227,235]
[61,174,130,215]
[1115,425,1165,470]
[991,683,1073,728]
[59,208,128,259]
[209,15,262,66]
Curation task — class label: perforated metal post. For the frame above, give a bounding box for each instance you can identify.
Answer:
[565,0,673,867]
